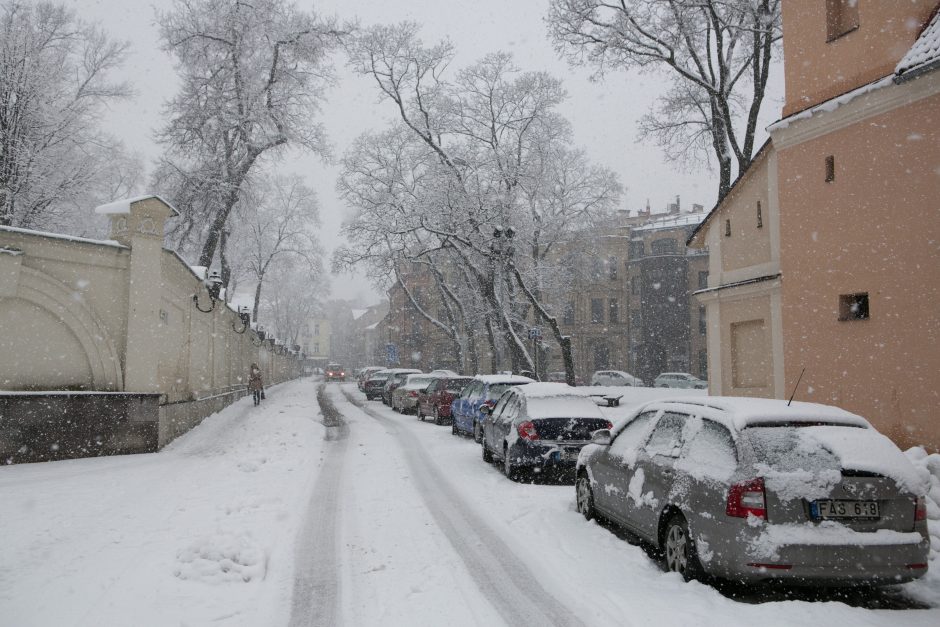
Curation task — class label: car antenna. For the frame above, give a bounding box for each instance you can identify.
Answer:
[787,368,806,406]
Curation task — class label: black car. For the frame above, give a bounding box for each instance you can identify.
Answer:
[363,370,393,400]
[481,383,611,481]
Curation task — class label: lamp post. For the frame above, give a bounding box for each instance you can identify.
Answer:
[194,270,223,313]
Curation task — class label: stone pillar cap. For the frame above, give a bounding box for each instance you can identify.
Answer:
[94,195,180,217]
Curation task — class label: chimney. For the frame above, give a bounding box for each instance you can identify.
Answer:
[639,199,651,217]
[692,203,704,214]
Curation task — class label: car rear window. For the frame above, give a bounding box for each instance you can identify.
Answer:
[446,378,473,391]
[744,426,840,472]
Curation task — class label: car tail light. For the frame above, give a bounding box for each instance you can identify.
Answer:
[915,496,927,521]
[605,421,613,430]
[517,420,539,441]
[746,563,792,570]
[482,400,496,408]
[727,478,767,519]
[409,390,418,397]
[906,563,928,570]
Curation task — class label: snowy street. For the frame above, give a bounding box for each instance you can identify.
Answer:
[2,378,939,626]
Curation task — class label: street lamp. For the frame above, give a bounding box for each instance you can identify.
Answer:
[193,270,223,313]
[232,306,250,334]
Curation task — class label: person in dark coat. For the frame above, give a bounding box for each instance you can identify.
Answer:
[248,363,264,406]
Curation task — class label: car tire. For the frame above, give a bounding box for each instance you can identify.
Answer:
[417,408,424,421]
[473,421,483,444]
[662,514,703,582]
[482,438,493,463]
[451,419,458,435]
[576,472,596,521]
[433,407,442,425]
[503,445,520,481]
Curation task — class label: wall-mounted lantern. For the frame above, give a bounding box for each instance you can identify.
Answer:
[251,324,266,346]
[233,306,250,334]
[193,270,223,313]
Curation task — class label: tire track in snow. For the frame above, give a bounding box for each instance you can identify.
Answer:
[289,383,348,627]
[341,388,585,627]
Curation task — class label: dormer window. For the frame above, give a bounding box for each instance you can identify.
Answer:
[826,0,859,42]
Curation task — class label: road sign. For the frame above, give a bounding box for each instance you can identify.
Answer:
[386,343,399,365]
[528,327,542,340]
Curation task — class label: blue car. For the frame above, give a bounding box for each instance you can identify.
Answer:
[450,374,534,442]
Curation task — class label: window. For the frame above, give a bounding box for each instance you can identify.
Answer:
[698,271,709,289]
[826,0,859,42]
[725,219,731,237]
[644,412,687,457]
[757,200,763,228]
[631,277,640,295]
[609,298,619,324]
[629,241,645,259]
[313,342,319,353]
[839,293,869,321]
[608,257,618,280]
[314,323,320,335]
[591,258,603,279]
[699,350,708,380]
[679,419,737,478]
[609,411,658,462]
[591,298,604,323]
[698,305,706,335]
[563,301,575,325]
[825,155,835,182]
[651,238,677,255]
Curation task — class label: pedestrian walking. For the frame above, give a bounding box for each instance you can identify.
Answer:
[248,363,264,406]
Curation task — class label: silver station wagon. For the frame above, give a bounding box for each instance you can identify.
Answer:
[575,397,930,584]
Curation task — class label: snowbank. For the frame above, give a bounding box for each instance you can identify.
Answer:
[902,447,940,606]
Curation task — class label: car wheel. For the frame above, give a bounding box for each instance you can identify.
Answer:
[576,472,596,521]
[417,408,424,421]
[473,421,483,444]
[451,419,458,435]
[663,514,703,582]
[433,407,442,425]
[482,437,493,463]
[503,445,519,481]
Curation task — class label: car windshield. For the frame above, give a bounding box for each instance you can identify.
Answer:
[446,379,473,391]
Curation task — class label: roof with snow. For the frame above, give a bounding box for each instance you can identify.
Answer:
[896,8,940,79]
[351,308,369,320]
[94,195,181,216]
[473,374,534,385]
[631,212,705,233]
[0,225,127,249]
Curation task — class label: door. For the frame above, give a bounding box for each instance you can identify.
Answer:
[485,393,513,452]
[590,411,659,520]
[627,412,688,541]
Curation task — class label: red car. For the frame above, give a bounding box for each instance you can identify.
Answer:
[417,376,474,424]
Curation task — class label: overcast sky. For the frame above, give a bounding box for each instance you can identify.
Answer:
[70,0,783,305]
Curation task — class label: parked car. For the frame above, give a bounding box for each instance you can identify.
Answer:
[325,363,346,382]
[481,383,612,481]
[575,396,930,584]
[417,376,474,424]
[653,372,707,389]
[382,368,423,405]
[357,366,386,391]
[547,371,584,386]
[591,370,644,387]
[451,374,534,441]
[391,374,438,414]
[363,370,393,400]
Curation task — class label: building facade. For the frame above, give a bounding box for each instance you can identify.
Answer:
[691,1,940,450]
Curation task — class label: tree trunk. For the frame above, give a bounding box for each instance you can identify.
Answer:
[252,273,264,322]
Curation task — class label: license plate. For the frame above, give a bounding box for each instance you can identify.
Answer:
[811,499,880,520]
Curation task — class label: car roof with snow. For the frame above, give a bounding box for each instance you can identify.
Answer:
[636,396,871,432]
[507,383,606,419]
[385,368,422,375]
[400,374,437,387]
[473,374,534,385]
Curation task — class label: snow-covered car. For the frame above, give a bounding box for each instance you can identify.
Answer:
[363,370,393,400]
[591,370,644,387]
[653,372,707,389]
[325,364,346,381]
[357,366,386,391]
[381,368,422,405]
[417,376,474,424]
[481,383,612,481]
[450,374,534,441]
[391,374,437,414]
[575,397,930,585]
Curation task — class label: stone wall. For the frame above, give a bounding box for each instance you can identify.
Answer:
[0,196,305,463]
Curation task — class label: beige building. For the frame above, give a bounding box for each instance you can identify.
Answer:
[299,317,331,367]
[690,1,940,450]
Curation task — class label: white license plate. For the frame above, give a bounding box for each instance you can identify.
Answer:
[813,499,880,519]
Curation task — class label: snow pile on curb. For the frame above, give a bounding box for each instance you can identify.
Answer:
[174,532,267,584]
[902,447,940,606]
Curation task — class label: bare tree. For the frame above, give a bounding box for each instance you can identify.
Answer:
[155,0,346,271]
[340,26,620,382]
[547,0,780,198]
[230,174,322,322]
[0,0,140,230]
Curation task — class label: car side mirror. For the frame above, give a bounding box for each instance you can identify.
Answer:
[591,429,612,445]
[479,405,491,415]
